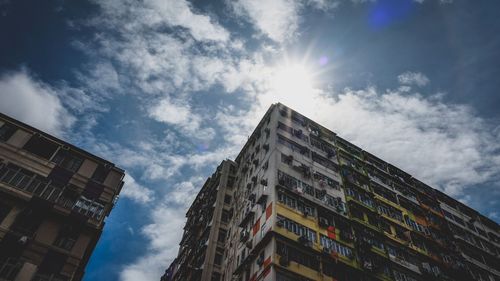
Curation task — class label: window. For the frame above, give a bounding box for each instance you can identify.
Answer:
[218,229,227,243]
[91,164,109,183]
[277,189,316,217]
[277,122,294,135]
[10,207,44,236]
[73,196,105,220]
[276,241,319,270]
[314,172,339,189]
[0,123,17,142]
[221,210,231,223]
[53,224,80,251]
[378,202,403,222]
[214,253,223,266]
[277,190,296,209]
[393,270,418,281]
[320,235,353,258]
[277,170,314,196]
[224,194,232,204]
[309,136,336,157]
[277,134,309,156]
[23,135,59,160]
[291,111,306,126]
[227,176,235,189]
[34,251,68,281]
[346,187,375,208]
[51,150,84,173]
[0,163,64,202]
[277,215,317,242]
[0,201,12,224]
[211,272,221,281]
[349,205,364,221]
[312,152,339,172]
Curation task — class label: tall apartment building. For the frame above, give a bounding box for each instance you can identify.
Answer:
[0,113,125,281]
[163,103,500,281]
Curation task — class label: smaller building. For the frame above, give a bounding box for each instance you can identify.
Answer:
[0,113,125,281]
[169,160,237,281]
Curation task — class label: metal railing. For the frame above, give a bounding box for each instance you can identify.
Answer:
[0,163,104,220]
[0,258,22,281]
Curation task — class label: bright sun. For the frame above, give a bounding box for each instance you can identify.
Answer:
[271,63,314,96]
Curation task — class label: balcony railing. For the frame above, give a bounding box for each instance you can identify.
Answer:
[0,258,22,281]
[32,273,69,281]
[0,164,63,202]
[0,163,105,221]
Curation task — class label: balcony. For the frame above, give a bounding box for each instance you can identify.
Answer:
[345,188,376,212]
[388,253,421,274]
[32,274,69,281]
[238,206,255,227]
[0,163,64,202]
[0,258,22,281]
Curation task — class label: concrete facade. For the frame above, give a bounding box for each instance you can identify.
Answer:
[0,113,125,281]
[163,103,500,281]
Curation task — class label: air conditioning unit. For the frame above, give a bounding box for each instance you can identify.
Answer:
[240,230,249,242]
[363,260,374,271]
[319,217,329,228]
[260,179,268,186]
[276,218,284,227]
[18,236,28,245]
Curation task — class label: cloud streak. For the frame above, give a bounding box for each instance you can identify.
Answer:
[0,69,75,136]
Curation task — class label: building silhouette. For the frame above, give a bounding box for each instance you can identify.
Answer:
[163,103,500,281]
[0,113,125,281]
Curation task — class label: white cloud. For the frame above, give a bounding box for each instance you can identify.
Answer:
[398,71,430,87]
[121,174,155,204]
[0,70,75,136]
[120,177,205,281]
[148,97,216,140]
[95,0,229,42]
[228,0,341,43]
[149,0,230,42]
[120,207,185,281]
[230,0,300,43]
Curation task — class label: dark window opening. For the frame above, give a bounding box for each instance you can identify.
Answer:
[23,135,58,160]
[0,123,17,142]
[0,201,12,225]
[51,150,84,173]
[53,224,80,251]
[10,207,44,236]
[91,164,110,183]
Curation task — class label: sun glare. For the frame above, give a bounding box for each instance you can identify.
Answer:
[271,63,314,96]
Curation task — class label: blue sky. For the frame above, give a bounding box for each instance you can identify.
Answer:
[1,0,500,280]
